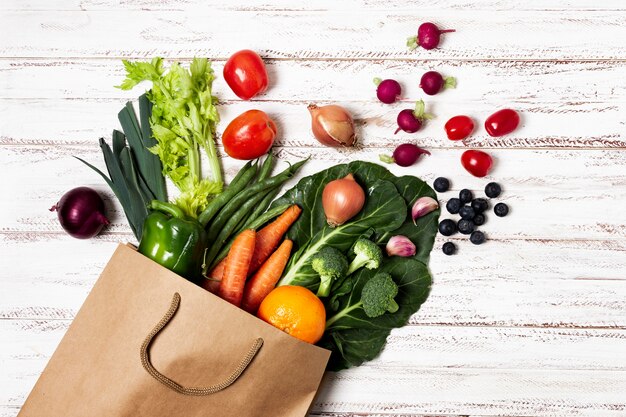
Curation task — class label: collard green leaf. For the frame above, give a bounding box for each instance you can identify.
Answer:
[271,161,439,371]
[273,161,395,246]
[321,257,432,370]
[276,179,406,290]
[375,175,440,264]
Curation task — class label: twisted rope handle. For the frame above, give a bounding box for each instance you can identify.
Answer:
[140,292,264,396]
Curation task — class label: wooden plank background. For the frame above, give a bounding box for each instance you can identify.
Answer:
[1,1,625,416]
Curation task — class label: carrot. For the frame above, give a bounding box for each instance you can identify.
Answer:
[248,205,301,275]
[218,229,256,307]
[242,239,293,314]
[201,258,226,294]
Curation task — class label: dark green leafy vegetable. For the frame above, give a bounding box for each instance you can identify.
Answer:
[320,258,431,370]
[118,57,222,218]
[77,97,167,240]
[117,94,167,202]
[271,161,438,371]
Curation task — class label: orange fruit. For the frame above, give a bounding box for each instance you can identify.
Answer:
[257,285,326,344]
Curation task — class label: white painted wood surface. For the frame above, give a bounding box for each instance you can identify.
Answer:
[1,1,625,416]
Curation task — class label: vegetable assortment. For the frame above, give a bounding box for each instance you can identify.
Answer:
[63,15,523,373]
[77,95,165,239]
[117,58,222,218]
[269,161,439,370]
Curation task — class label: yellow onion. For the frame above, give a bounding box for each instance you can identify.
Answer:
[322,174,365,227]
[308,103,356,147]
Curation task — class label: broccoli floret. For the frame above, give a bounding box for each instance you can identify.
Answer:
[311,246,349,297]
[360,272,399,318]
[347,238,383,275]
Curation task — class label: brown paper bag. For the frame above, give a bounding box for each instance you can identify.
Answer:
[19,244,330,417]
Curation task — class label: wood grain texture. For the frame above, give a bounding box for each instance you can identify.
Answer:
[2,98,624,149]
[4,59,625,102]
[1,10,625,60]
[2,147,626,241]
[1,2,626,417]
[3,0,626,12]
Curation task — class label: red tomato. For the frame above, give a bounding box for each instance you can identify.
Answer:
[222,110,277,160]
[485,109,519,137]
[445,115,475,140]
[461,150,493,177]
[223,50,268,100]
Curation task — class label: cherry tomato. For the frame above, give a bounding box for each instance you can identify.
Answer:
[222,110,277,160]
[445,115,474,140]
[461,150,493,177]
[223,50,268,100]
[485,109,519,137]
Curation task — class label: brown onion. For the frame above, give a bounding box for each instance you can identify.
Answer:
[322,174,365,227]
[308,103,356,147]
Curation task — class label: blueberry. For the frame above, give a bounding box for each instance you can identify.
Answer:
[458,219,474,235]
[459,205,475,220]
[471,198,489,213]
[494,202,509,217]
[446,198,461,214]
[459,189,473,204]
[485,182,502,198]
[438,219,457,236]
[473,213,486,226]
[434,177,450,193]
[470,230,486,245]
[442,242,456,255]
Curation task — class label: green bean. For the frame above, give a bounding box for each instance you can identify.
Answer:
[202,188,272,272]
[257,153,275,182]
[211,202,292,268]
[205,159,307,244]
[202,159,307,271]
[239,187,280,232]
[198,161,256,227]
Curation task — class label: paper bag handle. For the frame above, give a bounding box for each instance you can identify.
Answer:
[140,292,264,396]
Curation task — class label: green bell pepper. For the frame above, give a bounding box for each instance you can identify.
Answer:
[138,200,207,282]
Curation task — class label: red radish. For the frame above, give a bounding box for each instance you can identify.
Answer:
[407,22,456,50]
[374,78,402,104]
[485,109,520,137]
[461,150,493,177]
[395,100,433,134]
[380,143,430,167]
[420,71,456,95]
[445,115,475,140]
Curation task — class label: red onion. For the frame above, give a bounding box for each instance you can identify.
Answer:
[50,187,109,239]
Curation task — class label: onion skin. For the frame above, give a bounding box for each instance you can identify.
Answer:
[308,104,356,147]
[322,174,365,227]
[50,187,109,239]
